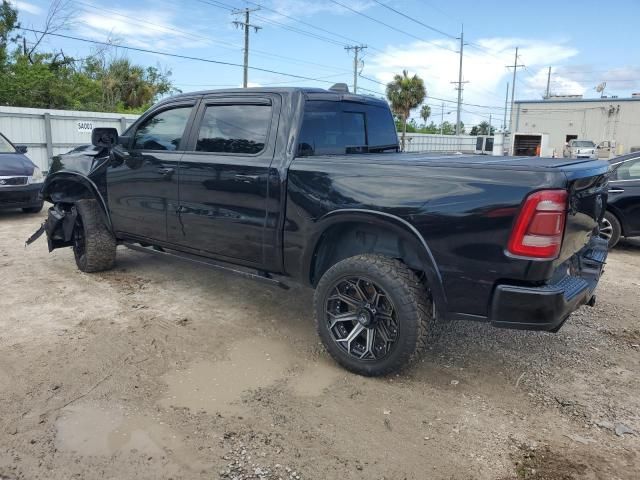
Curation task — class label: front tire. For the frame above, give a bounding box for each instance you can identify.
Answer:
[314,254,432,376]
[73,199,116,272]
[600,211,622,249]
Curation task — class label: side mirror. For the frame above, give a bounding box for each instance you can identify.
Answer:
[16,145,28,154]
[91,128,119,148]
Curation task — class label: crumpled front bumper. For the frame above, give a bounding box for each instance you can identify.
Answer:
[489,237,608,331]
[26,204,77,251]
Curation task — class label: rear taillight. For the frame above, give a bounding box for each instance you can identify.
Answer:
[507,190,568,259]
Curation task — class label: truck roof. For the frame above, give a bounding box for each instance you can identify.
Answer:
[166,87,389,107]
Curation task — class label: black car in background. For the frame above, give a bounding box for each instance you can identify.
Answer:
[600,152,640,247]
[0,132,44,213]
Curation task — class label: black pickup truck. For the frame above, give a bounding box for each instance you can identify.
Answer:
[32,86,610,376]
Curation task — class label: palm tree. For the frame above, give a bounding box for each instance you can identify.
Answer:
[386,70,426,150]
[420,104,431,125]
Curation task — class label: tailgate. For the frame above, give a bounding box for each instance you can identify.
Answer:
[558,160,610,264]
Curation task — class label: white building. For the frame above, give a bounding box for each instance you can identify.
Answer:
[509,95,640,157]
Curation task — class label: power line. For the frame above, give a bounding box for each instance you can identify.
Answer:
[243,0,365,47]
[199,0,349,47]
[16,28,347,85]
[78,1,352,77]
[357,74,506,110]
[369,0,457,39]
[328,0,458,53]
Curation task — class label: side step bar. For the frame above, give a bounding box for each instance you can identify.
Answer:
[123,242,290,290]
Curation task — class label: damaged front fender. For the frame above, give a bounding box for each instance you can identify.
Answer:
[27,160,112,251]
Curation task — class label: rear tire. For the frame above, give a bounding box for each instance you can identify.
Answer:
[22,203,43,214]
[73,199,116,272]
[600,211,621,249]
[314,254,432,376]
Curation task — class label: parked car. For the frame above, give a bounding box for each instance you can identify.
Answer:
[563,140,598,159]
[0,132,44,213]
[599,152,640,247]
[29,86,609,376]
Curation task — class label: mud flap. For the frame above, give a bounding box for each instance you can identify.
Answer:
[25,204,78,252]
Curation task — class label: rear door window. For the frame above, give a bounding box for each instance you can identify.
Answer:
[196,104,272,154]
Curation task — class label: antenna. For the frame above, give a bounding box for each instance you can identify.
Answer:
[596,82,607,98]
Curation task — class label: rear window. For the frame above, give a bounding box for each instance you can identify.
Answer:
[297,101,398,156]
[572,141,595,148]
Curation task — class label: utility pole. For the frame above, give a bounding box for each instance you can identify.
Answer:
[453,25,467,136]
[345,45,367,93]
[503,82,509,130]
[545,66,552,99]
[488,113,492,135]
[506,47,525,132]
[440,101,445,135]
[232,8,261,88]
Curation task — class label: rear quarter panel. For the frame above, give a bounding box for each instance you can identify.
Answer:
[284,157,565,318]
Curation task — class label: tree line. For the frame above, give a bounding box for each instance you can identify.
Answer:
[0,0,177,113]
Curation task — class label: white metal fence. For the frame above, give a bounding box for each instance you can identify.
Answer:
[0,106,484,172]
[402,133,478,153]
[0,106,140,171]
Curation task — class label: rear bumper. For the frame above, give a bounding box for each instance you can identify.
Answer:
[490,237,608,331]
[0,184,43,209]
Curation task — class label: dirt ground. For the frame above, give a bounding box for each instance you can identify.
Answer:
[1,209,639,480]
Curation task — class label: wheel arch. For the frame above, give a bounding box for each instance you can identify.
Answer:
[42,171,112,231]
[605,207,625,236]
[306,209,447,316]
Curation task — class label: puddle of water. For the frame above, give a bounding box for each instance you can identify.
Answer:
[160,337,292,414]
[55,403,212,471]
[288,359,343,397]
[55,404,164,456]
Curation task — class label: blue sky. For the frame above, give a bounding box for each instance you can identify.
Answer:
[10,0,640,127]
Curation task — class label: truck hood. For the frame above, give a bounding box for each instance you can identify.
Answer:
[0,153,36,176]
[49,147,108,176]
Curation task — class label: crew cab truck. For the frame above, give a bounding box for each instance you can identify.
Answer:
[32,86,610,376]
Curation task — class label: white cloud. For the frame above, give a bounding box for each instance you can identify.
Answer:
[364,37,580,128]
[9,0,43,15]
[74,6,215,52]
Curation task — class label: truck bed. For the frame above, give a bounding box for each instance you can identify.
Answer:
[305,152,608,172]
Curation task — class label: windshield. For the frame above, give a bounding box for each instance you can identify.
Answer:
[572,141,595,148]
[0,133,16,153]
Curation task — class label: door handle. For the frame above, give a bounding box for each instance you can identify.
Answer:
[157,167,175,177]
[608,188,624,193]
[234,174,260,182]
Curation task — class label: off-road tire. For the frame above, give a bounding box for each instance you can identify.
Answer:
[73,199,116,272]
[602,211,622,249]
[314,254,432,376]
[22,203,43,214]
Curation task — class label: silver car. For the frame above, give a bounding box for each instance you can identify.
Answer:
[563,140,598,159]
